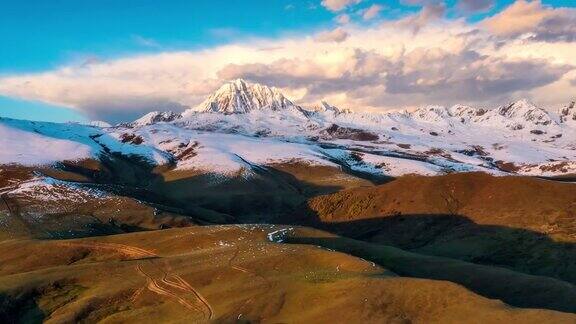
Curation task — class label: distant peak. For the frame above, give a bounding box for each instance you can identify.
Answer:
[190,79,297,114]
[231,78,248,86]
[560,100,576,123]
[320,101,351,114]
[497,99,556,126]
[510,98,537,108]
[130,111,182,127]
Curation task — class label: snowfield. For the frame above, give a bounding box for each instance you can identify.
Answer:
[121,124,335,174]
[0,117,172,167]
[0,118,98,166]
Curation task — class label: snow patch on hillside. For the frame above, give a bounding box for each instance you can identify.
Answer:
[9,176,109,202]
[0,118,98,166]
[121,124,336,175]
[0,118,174,167]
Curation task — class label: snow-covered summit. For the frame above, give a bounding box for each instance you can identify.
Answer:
[448,105,488,121]
[187,79,299,115]
[131,111,182,127]
[494,99,556,126]
[560,101,576,124]
[410,105,454,123]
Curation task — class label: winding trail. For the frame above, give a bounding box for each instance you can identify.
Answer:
[135,260,214,320]
[161,261,214,319]
[136,263,203,314]
[56,241,157,259]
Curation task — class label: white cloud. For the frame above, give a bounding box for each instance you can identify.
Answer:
[335,14,351,24]
[0,4,574,122]
[362,4,383,20]
[394,4,446,34]
[484,0,552,36]
[482,0,576,42]
[314,27,350,43]
[321,0,361,12]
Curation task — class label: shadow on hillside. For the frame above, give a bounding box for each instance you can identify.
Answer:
[284,213,576,313]
[0,292,45,323]
[3,119,396,229]
[6,149,377,238]
[144,164,359,224]
[308,213,576,284]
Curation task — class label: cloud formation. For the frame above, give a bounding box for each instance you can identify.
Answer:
[314,27,350,43]
[321,0,361,12]
[394,3,447,34]
[483,0,576,42]
[362,4,383,20]
[335,14,351,24]
[0,1,575,121]
[217,46,571,109]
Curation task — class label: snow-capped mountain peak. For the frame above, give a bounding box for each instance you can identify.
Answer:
[410,105,453,122]
[130,111,182,127]
[403,105,489,124]
[189,79,298,114]
[448,105,488,120]
[496,99,555,126]
[560,100,576,124]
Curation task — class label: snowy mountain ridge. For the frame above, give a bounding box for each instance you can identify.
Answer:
[130,111,182,127]
[172,79,570,132]
[1,79,575,179]
[124,79,572,134]
[115,79,575,178]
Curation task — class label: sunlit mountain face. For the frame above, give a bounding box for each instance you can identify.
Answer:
[1,1,576,322]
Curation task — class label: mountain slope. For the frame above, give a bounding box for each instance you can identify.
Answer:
[305,172,576,284]
[2,225,576,322]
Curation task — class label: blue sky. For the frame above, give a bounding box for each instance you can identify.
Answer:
[0,0,575,123]
[0,0,334,122]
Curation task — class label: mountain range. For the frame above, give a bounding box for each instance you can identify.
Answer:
[2,78,574,179]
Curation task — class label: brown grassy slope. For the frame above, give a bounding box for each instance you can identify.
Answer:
[1,225,574,323]
[0,164,197,241]
[308,172,576,233]
[305,172,576,284]
[148,163,375,223]
[11,158,375,225]
[286,228,576,314]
